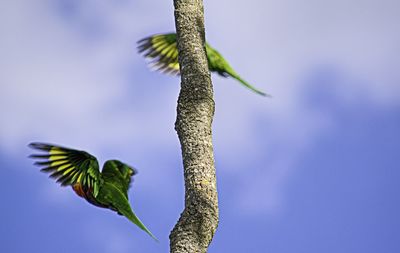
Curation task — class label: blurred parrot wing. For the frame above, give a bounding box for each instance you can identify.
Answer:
[101,160,137,199]
[28,142,102,197]
[98,181,158,240]
[137,33,180,75]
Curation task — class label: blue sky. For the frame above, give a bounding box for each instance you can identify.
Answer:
[1,0,400,252]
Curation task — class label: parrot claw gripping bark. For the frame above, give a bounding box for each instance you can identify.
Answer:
[137,32,271,97]
[28,142,157,241]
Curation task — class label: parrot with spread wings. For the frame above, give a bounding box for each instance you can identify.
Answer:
[137,32,270,97]
[28,142,157,240]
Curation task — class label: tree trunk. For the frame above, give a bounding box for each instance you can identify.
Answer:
[169,0,219,253]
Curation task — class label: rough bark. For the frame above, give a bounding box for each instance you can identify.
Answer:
[169,0,219,253]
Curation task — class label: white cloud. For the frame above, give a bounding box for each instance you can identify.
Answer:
[0,0,177,152]
[1,0,399,217]
[206,0,400,215]
[207,0,400,103]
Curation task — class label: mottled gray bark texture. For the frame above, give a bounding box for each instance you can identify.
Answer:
[169,0,219,253]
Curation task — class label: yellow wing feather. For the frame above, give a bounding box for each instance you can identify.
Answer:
[29,142,101,196]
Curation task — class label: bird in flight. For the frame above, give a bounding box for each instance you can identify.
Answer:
[137,32,271,97]
[28,142,157,240]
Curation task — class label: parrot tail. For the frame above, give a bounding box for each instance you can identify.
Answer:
[226,67,271,97]
[125,209,158,241]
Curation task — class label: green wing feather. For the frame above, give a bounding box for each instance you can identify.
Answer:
[29,142,101,197]
[137,32,270,96]
[101,160,137,199]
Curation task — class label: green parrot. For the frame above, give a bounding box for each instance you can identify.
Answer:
[137,33,271,97]
[28,142,157,241]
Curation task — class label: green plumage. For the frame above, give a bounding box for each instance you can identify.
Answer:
[137,33,270,97]
[29,142,157,240]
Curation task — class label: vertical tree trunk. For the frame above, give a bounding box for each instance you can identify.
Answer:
[169,0,219,253]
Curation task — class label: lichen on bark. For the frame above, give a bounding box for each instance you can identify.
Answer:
[169,0,219,253]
